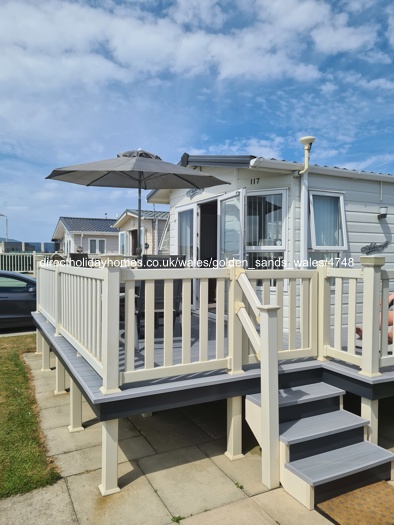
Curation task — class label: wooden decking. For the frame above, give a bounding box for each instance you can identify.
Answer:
[33,312,262,420]
[33,309,394,426]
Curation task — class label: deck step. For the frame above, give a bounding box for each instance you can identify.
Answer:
[246,382,345,409]
[285,441,394,487]
[279,410,368,445]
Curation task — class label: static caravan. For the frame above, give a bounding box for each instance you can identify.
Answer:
[113,209,169,256]
[148,151,394,275]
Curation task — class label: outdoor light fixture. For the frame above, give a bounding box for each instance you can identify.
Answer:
[378,206,388,220]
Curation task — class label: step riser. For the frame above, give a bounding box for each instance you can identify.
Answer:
[315,463,391,505]
[280,397,340,423]
[279,368,322,390]
[289,428,364,462]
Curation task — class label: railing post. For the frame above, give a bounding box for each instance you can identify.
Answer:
[260,304,280,489]
[360,256,385,377]
[55,265,62,336]
[100,266,121,394]
[317,263,330,361]
[228,266,244,374]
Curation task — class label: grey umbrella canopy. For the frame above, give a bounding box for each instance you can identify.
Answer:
[47,149,228,256]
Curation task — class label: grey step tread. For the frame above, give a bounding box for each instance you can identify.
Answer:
[285,441,394,487]
[246,382,345,409]
[280,410,368,445]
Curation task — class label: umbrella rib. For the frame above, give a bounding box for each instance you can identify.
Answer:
[85,171,141,186]
[142,172,201,189]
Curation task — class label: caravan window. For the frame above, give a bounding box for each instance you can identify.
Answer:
[89,238,106,254]
[246,190,286,270]
[178,209,194,261]
[309,192,348,251]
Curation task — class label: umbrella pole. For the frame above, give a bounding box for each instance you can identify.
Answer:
[137,182,142,257]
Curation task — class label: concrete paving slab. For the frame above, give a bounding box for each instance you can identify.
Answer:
[253,488,331,524]
[23,352,45,370]
[129,409,215,453]
[54,435,156,477]
[0,479,77,525]
[34,389,71,409]
[198,439,268,497]
[138,445,246,517]
[44,417,142,456]
[38,402,97,430]
[29,372,56,394]
[44,422,103,455]
[180,498,278,525]
[66,461,172,525]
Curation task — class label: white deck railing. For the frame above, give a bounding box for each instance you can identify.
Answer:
[243,268,318,361]
[121,267,230,383]
[36,256,393,395]
[322,256,394,376]
[0,252,34,273]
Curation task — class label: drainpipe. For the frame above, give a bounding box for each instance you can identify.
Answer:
[298,136,315,263]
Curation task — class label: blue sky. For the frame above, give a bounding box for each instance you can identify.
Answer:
[1,0,394,242]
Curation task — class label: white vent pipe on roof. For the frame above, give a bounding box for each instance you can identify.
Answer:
[299,136,315,263]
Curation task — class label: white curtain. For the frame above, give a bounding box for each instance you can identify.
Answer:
[313,195,342,246]
[178,210,193,260]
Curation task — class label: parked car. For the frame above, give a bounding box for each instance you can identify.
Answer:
[0,271,36,329]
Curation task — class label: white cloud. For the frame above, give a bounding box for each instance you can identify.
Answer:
[186,135,285,159]
[165,0,230,29]
[311,13,377,54]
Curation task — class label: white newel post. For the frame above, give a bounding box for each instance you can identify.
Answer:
[260,304,280,489]
[100,266,121,394]
[317,264,331,361]
[360,256,385,377]
[228,266,245,375]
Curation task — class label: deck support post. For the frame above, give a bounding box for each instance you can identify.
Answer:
[35,330,42,355]
[99,419,120,496]
[360,256,385,377]
[361,398,379,444]
[68,379,84,432]
[41,336,51,372]
[260,305,281,489]
[225,396,243,460]
[54,357,67,395]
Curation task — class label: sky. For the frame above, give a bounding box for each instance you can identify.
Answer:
[1,0,394,242]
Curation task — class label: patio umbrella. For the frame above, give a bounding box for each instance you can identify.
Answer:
[47,149,228,255]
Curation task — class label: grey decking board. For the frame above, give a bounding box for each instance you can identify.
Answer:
[285,442,394,486]
[323,359,394,384]
[246,383,345,409]
[278,359,322,374]
[279,383,345,407]
[279,410,368,445]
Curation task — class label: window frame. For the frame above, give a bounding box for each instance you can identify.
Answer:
[88,238,106,254]
[246,189,287,254]
[309,190,348,251]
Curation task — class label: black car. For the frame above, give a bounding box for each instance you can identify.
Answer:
[0,271,36,329]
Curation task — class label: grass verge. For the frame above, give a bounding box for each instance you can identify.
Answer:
[0,334,61,498]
